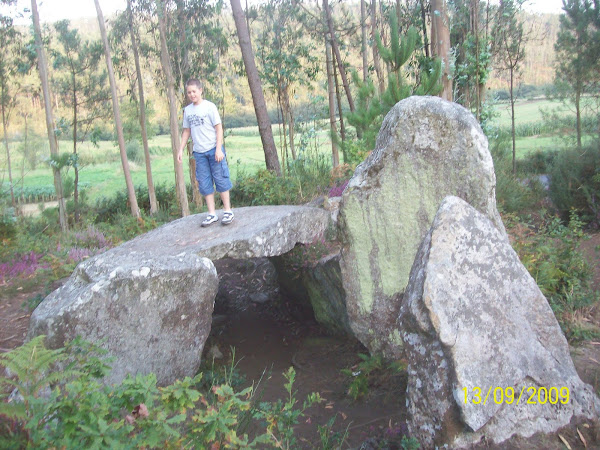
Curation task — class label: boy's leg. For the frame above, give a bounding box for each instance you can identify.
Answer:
[194,150,219,227]
[205,193,216,215]
[220,190,234,225]
[219,190,231,212]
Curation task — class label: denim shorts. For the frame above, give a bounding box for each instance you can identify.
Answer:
[193,146,233,196]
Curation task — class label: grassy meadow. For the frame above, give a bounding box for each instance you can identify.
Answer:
[0,97,589,205]
[1,124,333,204]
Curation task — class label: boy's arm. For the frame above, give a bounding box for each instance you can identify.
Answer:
[177,128,191,163]
[214,123,224,162]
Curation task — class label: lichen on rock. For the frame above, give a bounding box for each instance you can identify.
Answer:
[339,96,505,358]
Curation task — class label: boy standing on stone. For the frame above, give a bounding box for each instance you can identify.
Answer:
[177,78,234,226]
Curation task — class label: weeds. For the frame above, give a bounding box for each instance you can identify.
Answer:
[318,414,349,449]
[508,210,598,341]
[254,366,322,449]
[341,353,407,401]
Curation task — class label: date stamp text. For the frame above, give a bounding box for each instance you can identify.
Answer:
[462,387,570,405]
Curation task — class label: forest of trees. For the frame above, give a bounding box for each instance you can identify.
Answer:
[0,0,599,226]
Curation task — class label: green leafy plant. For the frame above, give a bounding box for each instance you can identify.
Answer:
[0,336,73,445]
[401,435,421,449]
[254,367,322,448]
[318,414,349,449]
[509,210,598,341]
[0,336,329,449]
[341,353,383,400]
[341,353,407,401]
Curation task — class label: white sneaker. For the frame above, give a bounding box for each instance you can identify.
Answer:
[221,211,234,225]
[201,214,218,227]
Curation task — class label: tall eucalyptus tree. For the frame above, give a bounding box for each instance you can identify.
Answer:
[231,0,282,175]
[52,20,110,221]
[94,0,140,219]
[109,1,159,214]
[0,8,20,209]
[152,0,189,215]
[31,0,68,231]
[255,0,318,163]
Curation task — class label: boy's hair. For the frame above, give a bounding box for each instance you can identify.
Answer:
[186,78,203,90]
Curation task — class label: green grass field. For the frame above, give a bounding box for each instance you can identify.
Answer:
[0,98,591,205]
[493,98,567,126]
[1,124,333,203]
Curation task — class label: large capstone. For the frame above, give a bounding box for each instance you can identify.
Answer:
[338,96,505,357]
[28,206,331,385]
[398,196,599,448]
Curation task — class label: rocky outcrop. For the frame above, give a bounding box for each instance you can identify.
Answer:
[28,206,331,385]
[338,96,505,358]
[398,196,599,448]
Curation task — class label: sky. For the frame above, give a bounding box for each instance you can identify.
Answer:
[3,0,566,25]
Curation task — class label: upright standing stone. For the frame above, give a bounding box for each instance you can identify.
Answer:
[399,196,599,447]
[338,96,505,357]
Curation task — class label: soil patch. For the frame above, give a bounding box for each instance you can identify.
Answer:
[19,201,58,217]
[206,304,407,448]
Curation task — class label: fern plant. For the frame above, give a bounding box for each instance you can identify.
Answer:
[0,336,70,420]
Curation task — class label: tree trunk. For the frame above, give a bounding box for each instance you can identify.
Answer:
[576,83,582,150]
[174,0,202,209]
[231,0,282,176]
[95,0,140,219]
[72,77,80,223]
[361,0,368,82]
[127,0,158,214]
[371,0,385,94]
[510,67,516,175]
[157,0,190,215]
[187,140,203,209]
[1,104,15,209]
[325,31,340,168]
[31,0,68,232]
[430,0,452,101]
[324,0,355,113]
[332,51,346,145]
[282,86,296,160]
[420,0,430,58]
[20,113,29,206]
[471,0,482,120]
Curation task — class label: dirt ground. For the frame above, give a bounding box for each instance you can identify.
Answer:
[1,238,600,448]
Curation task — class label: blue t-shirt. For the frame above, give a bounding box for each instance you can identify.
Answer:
[182,100,222,153]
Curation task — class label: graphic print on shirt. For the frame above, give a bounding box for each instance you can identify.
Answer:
[187,114,209,128]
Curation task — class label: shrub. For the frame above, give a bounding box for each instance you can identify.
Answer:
[0,206,17,240]
[489,132,544,213]
[517,149,557,175]
[231,149,331,207]
[549,142,600,225]
[0,252,49,286]
[509,212,597,341]
[135,183,179,216]
[126,140,145,164]
[0,337,322,449]
[93,190,129,223]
